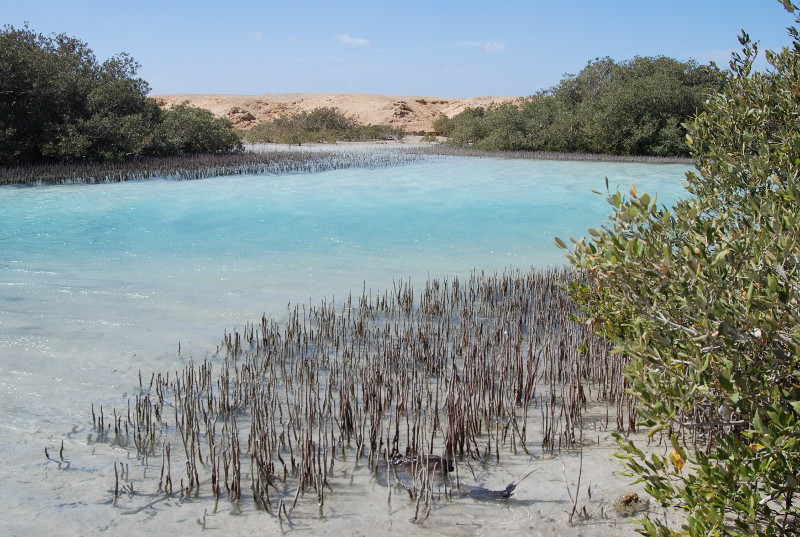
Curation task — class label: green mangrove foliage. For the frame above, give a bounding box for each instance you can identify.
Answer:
[147,103,243,157]
[560,4,800,536]
[435,56,721,157]
[245,106,405,144]
[0,25,241,166]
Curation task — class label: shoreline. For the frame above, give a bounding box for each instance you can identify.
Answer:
[0,143,693,186]
[408,142,694,165]
[26,268,675,537]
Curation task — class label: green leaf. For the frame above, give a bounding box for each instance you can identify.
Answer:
[753,412,767,434]
[768,275,778,293]
[712,249,729,266]
[648,423,668,438]
[719,373,734,392]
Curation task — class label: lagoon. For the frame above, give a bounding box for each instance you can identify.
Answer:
[0,154,689,536]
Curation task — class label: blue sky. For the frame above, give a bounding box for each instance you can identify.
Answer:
[3,0,796,96]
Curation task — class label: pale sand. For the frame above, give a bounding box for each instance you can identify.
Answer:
[14,427,672,537]
[151,93,522,133]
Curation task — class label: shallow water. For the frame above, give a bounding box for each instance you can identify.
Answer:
[0,155,689,536]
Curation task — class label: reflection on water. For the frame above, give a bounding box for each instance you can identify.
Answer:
[0,156,689,535]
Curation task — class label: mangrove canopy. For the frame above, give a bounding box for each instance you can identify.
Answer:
[0,24,241,166]
[435,55,722,157]
[561,2,800,535]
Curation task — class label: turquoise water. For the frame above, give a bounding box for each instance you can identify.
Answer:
[2,156,687,290]
[0,155,690,414]
[0,155,690,536]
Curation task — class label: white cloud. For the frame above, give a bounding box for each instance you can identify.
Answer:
[335,34,370,47]
[458,40,508,53]
[483,41,507,53]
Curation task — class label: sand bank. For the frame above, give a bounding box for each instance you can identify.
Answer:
[151,93,521,133]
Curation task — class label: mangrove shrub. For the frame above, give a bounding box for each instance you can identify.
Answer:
[435,56,721,157]
[148,103,243,156]
[245,107,405,144]
[561,3,800,535]
[0,24,241,165]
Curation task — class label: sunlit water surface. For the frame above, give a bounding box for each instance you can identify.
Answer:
[0,156,689,536]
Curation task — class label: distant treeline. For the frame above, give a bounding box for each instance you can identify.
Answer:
[434,56,723,157]
[0,25,242,166]
[244,107,406,144]
[1,23,722,169]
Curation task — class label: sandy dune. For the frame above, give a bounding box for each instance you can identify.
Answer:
[151,93,521,133]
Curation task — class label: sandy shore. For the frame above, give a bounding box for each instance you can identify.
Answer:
[151,93,521,133]
[10,428,668,537]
